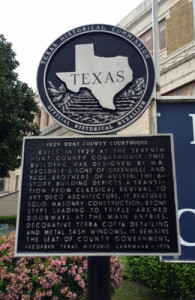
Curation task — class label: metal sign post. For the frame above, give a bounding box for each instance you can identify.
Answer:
[14,20,180,299]
[35,23,155,297]
[88,257,111,300]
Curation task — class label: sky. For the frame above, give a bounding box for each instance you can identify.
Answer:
[1,0,143,91]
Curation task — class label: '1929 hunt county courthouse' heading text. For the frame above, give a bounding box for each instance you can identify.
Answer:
[15,135,180,256]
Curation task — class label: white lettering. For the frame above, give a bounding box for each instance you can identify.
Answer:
[179,208,195,246]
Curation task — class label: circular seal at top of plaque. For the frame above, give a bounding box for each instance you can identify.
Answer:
[37,24,155,135]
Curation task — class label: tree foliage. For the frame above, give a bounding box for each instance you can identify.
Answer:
[0,34,39,178]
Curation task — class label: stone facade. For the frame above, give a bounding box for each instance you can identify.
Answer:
[0,192,19,217]
[118,0,195,96]
[118,107,151,136]
[117,0,195,137]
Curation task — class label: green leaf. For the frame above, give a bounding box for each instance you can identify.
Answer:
[0,35,40,177]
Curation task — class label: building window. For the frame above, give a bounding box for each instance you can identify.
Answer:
[0,179,4,192]
[46,113,50,126]
[140,19,166,54]
[35,112,41,128]
[159,19,166,50]
[15,175,19,191]
[168,82,195,96]
[140,29,153,54]
[192,83,195,96]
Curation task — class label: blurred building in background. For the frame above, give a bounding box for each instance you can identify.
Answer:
[117,0,195,135]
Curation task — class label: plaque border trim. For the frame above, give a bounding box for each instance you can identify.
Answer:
[15,134,181,257]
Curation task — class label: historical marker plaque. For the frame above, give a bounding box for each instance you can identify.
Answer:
[15,135,180,256]
[37,24,155,134]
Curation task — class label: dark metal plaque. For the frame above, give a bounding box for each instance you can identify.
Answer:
[15,135,180,256]
[37,24,155,134]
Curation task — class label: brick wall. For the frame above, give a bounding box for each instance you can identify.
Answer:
[167,0,194,55]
